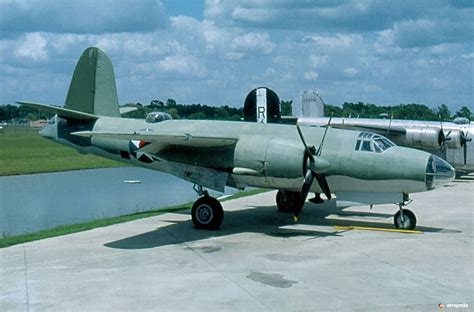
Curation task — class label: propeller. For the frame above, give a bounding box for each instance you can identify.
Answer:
[440,116,471,165]
[294,118,332,220]
[461,128,472,165]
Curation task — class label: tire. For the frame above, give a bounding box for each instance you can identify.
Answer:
[394,209,417,230]
[191,196,224,230]
[276,190,302,213]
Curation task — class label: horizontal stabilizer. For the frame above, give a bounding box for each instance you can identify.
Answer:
[119,107,137,115]
[71,130,238,148]
[17,101,98,120]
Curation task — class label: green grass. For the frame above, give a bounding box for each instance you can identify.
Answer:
[0,188,270,248]
[0,129,123,175]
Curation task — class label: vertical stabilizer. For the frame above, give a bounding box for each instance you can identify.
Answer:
[301,91,325,118]
[243,87,281,123]
[65,47,120,117]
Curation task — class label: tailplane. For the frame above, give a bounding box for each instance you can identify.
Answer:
[300,90,325,118]
[65,47,120,117]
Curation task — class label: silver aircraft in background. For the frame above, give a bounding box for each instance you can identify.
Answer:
[295,91,473,174]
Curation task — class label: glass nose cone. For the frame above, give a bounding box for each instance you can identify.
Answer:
[425,155,455,190]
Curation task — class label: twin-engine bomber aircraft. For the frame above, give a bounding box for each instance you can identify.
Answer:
[19,47,455,231]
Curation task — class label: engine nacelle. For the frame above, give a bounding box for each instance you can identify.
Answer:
[401,126,443,149]
[264,138,305,178]
[233,136,304,179]
[444,130,464,149]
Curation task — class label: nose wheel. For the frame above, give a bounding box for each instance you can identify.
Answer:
[394,208,417,230]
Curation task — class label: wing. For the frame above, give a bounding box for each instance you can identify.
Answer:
[300,117,406,135]
[71,130,238,149]
[330,123,407,135]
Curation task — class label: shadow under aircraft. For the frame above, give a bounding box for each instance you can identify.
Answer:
[104,200,458,250]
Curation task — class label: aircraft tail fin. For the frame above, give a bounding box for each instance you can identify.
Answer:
[300,91,325,118]
[65,47,120,118]
[243,87,281,123]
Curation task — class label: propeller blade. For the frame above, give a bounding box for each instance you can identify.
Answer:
[301,170,315,201]
[464,143,467,165]
[297,125,311,154]
[461,130,472,165]
[316,116,333,156]
[295,170,315,217]
[315,173,332,200]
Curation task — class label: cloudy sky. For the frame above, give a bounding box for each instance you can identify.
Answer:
[0,0,472,111]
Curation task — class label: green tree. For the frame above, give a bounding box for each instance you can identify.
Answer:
[166,99,177,107]
[165,108,179,119]
[280,100,293,116]
[149,100,164,108]
[436,104,451,121]
[454,106,472,119]
[188,112,206,119]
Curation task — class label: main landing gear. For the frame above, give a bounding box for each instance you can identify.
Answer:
[394,204,417,230]
[276,190,325,213]
[191,185,224,230]
[276,190,302,213]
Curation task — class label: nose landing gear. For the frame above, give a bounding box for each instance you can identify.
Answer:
[394,204,417,230]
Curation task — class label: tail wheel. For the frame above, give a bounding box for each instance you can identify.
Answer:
[394,209,417,230]
[276,190,302,213]
[191,196,224,230]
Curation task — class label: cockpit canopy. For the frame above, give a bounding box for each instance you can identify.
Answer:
[355,132,395,153]
[146,112,172,123]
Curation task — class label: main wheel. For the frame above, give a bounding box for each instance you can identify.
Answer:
[191,196,224,230]
[276,190,302,213]
[394,209,417,230]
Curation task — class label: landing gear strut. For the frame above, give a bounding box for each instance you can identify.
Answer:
[191,185,223,230]
[276,190,302,213]
[394,204,417,230]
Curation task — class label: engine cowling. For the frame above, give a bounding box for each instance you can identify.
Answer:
[233,136,305,179]
[443,130,464,149]
[401,126,444,149]
[264,138,305,178]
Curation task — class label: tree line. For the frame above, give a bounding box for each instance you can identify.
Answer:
[324,102,472,121]
[0,99,471,122]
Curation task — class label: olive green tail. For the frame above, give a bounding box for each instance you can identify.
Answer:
[65,47,120,117]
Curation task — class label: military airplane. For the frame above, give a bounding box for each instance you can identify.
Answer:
[295,91,473,174]
[19,47,455,231]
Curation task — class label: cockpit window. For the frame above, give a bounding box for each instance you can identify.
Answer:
[361,140,372,151]
[145,112,172,123]
[355,132,395,153]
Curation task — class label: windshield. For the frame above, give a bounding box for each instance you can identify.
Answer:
[146,112,172,123]
[355,132,395,153]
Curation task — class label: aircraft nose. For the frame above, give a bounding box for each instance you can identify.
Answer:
[425,155,455,190]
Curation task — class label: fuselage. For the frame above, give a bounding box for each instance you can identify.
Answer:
[40,115,454,199]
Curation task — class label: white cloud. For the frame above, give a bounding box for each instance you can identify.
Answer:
[0,0,168,36]
[304,71,319,81]
[344,67,359,77]
[304,34,363,50]
[158,54,206,77]
[231,32,275,54]
[308,54,328,68]
[0,0,472,112]
[15,33,48,61]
